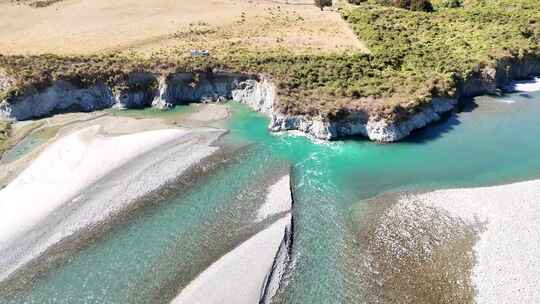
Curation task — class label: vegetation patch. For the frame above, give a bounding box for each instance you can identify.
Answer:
[0,120,11,157]
[10,0,64,8]
[375,0,434,12]
[0,0,538,123]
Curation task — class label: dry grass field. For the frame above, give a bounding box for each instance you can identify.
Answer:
[0,0,366,56]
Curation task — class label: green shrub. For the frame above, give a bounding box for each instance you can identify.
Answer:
[347,0,367,4]
[314,0,333,10]
[440,0,463,8]
[376,0,434,12]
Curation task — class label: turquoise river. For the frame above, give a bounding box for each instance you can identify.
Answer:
[2,89,540,303]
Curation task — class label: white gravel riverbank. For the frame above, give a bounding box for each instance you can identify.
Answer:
[0,124,225,282]
[171,173,293,304]
[171,215,292,304]
[0,126,189,247]
[400,179,540,304]
[256,174,292,222]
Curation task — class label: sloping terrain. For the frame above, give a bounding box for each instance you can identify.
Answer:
[0,0,538,141]
[0,0,365,55]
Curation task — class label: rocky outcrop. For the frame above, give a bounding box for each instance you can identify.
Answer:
[0,54,538,142]
[271,55,540,142]
[0,81,115,120]
[366,98,457,142]
[113,72,158,110]
[461,54,540,97]
[0,72,275,121]
[0,72,13,92]
[270,98,457,142]
[232,78,275,114]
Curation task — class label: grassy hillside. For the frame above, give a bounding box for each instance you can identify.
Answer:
[342,0,539,88]
[0,0,538,122]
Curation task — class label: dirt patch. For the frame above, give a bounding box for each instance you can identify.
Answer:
[352,192,480,304]
[9,0,64,8]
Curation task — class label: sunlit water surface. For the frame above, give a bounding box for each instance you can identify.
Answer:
[2,90,540,303]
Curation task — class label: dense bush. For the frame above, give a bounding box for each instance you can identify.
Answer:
[342,0,540,89]
[314,0,332,10]
[440,0,463,8]
[347,0,367,4]
[376,0,434,12]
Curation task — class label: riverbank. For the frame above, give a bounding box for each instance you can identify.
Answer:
[170,173,293,304]
[1,64,538,146]
[0,116,226,284]
[171,215,292,304]
[1,81,540,303]
[411,180,540,304]
[354,179,540,303]
[0,120,10,156]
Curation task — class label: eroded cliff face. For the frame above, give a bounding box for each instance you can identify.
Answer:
[268,55,540,142]
[462,55,540,97]
[0,72,276,122]
[0,81,115,119]
[0,55,539,142]
[0,72,13,93]
[269,98,457,142]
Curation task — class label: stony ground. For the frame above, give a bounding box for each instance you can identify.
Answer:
[352,193,479,304]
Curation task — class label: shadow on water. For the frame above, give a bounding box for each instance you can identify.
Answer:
[405,99,479,144]
[459,98,479,113]
[404,112,461,144]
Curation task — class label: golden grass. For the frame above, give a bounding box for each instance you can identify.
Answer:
[0,0,367,56]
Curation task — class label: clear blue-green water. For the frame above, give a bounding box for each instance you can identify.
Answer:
[2,90,540,303]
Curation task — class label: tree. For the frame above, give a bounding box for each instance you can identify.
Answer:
[314,0,332,11]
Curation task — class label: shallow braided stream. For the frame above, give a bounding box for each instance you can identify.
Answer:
[2,89,540,303]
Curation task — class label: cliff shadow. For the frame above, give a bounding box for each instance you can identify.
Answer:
[403,112,460,144]
[517,93,534,99]
[404,99,479,144]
